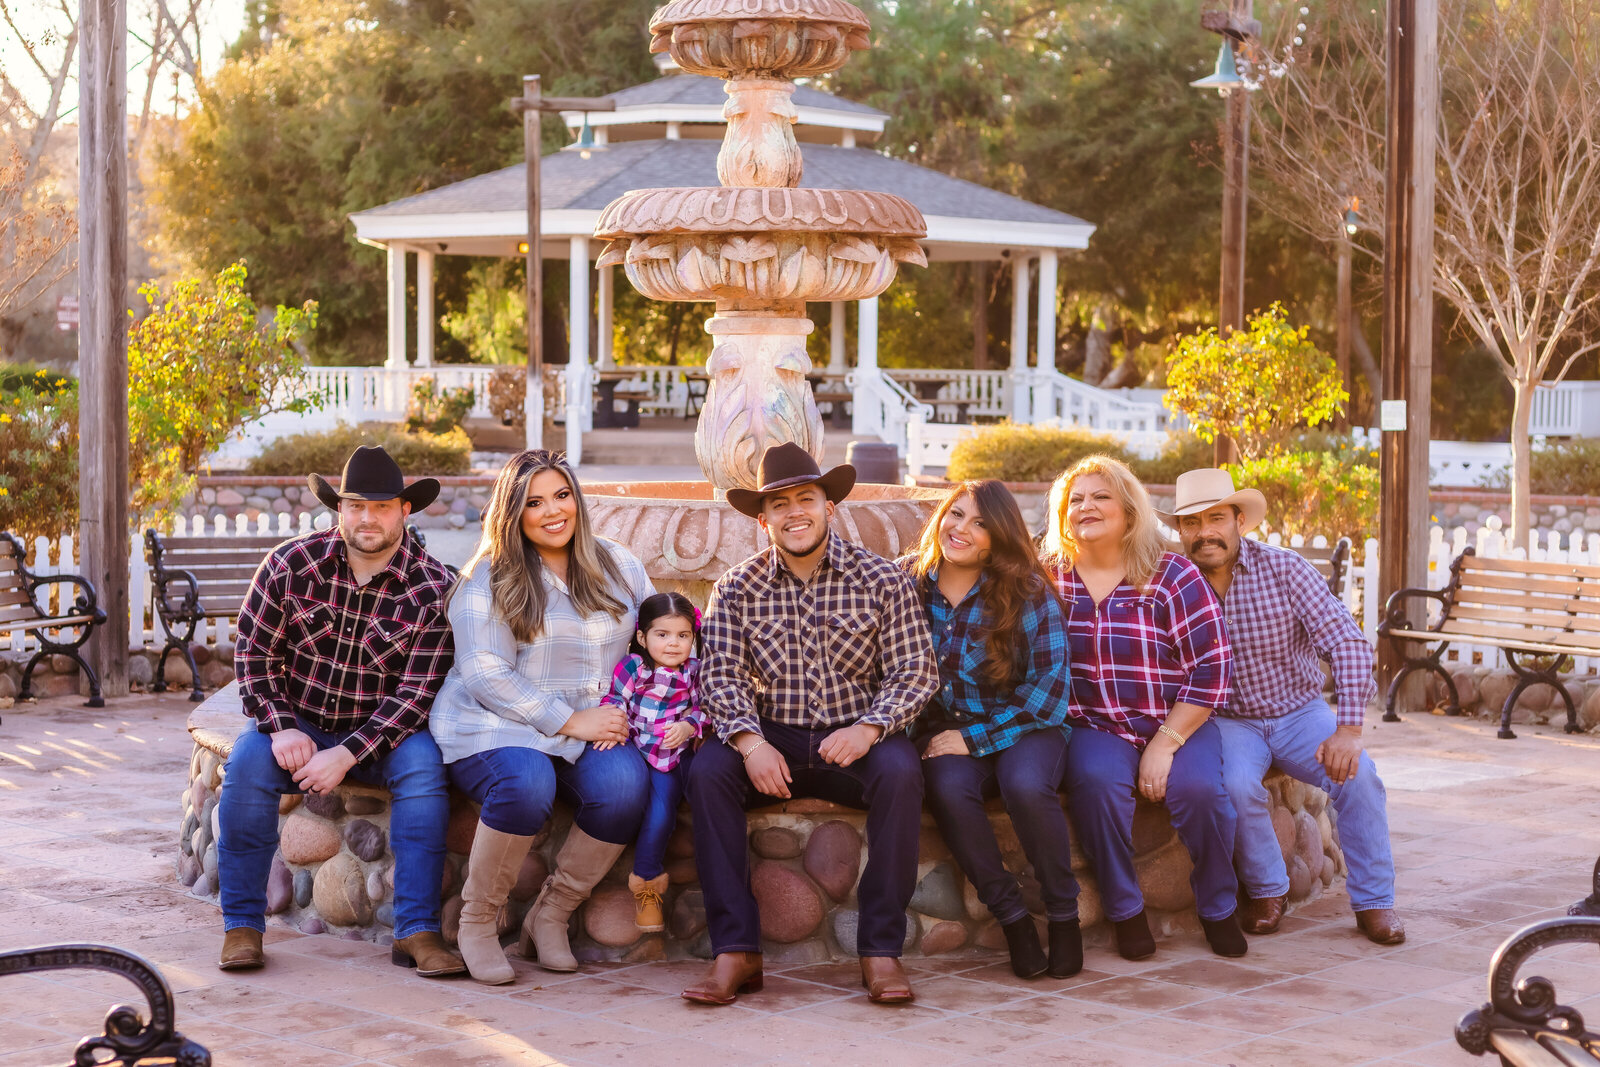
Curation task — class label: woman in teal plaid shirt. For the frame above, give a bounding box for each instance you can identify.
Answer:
[902,480,1079,981]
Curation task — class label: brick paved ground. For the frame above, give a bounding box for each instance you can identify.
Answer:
[2,692,1597,1066]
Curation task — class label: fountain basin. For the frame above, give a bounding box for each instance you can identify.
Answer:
[649,0,871,79]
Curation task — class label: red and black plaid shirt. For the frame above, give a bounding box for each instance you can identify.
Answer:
[234,528,455,763]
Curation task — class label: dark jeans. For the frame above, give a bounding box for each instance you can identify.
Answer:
[688,721,923,957]
[447,743,650,845]
[218,721,447,939]
[922,727,1079,925]
[634,753,692,880]
[1063,720,1239,922]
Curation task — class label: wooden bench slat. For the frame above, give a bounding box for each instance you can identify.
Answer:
[158,550,277,567]
[1441,620,1600,650]
[156,536,286,550]
[1458,570,1593,597]
[1392,624,1600,656]
[0,587,37,607]
[0,613,96,633]
[0,554,21,573]
[1462,554,1600,578]
[1487,1029,1572,1067]
[1453,588,1600,612]
[1451,603,1600,635]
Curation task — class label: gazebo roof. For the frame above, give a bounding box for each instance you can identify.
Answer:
[351,140,1094,261]
[568,72,889,135]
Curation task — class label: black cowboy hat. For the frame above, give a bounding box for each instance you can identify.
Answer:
[309,445,441,512]
[725,442,856,519]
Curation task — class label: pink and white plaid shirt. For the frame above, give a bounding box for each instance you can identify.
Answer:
[602,653,703,772]
[1215,537,1375,727]
[1051,552,1231,749]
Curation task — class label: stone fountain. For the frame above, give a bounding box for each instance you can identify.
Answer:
[586,0,942,594]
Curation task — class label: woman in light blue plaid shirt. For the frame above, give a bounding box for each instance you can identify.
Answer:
[429,450,655,986]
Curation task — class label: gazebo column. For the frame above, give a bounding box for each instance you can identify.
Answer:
[1010,253,1032,423]
[1035,249,1057,421]
[385,245,407,370]
[597,264,615,371]
[566,236,591,463]
[828,300,847,375]
[851,295,878,436]
[416,248,435,368]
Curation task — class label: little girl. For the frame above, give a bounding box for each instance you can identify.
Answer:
[599,591,704,931]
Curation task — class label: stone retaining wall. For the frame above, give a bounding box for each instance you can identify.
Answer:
[0,644,234,704]
[181,476,498,531]
[182,688,1346,961]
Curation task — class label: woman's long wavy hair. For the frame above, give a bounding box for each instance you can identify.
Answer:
[461,449,627,642]
[909,480,1059,690]
[1042,455,1167,591]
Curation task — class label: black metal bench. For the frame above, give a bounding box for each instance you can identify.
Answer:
[1457,917,1600,1065]
[0,942,211,1065]
[0,531,106,711]
[1294,536,1352,600]
[1378,547,1599,738]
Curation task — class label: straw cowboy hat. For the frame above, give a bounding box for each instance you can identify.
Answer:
[1158,468,1268,534]
[309,445,441,512]
[725,442,856,519]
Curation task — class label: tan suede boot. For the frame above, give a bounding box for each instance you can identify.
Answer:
[518,825,625,972]
[457,822,534,985]
[629,872,669,932]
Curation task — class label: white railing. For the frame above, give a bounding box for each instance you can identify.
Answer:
[849,369,931,457]
[884,369,1011,421]
[1531,380,1600,437]
[1350,430,1519,487]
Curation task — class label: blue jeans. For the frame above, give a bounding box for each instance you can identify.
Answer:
[1063,720,1239,923]
[217,722,449,939]
[446,743,650,844]
[923,728,1078,925]
[1215,699,1396,911]
[688,722,923,957]
[634,754,691,880]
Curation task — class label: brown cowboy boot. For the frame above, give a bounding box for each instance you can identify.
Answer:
[860,956,915,1003]
[457,823,534,985]
[1355,908,1406,945]
[519,826,625,972]
[218,928,264,971]
[681,952,764,1005]
[390,931,467,977]
[1241,894,1288,935]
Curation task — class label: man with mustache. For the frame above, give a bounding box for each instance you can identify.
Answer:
[1169,469,1404,945]
[216,446,464,976]
[684,443,938,1006]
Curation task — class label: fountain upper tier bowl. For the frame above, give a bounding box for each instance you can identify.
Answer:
[649,0,871,79]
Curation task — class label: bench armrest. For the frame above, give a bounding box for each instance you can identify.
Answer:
[27,572,108,625]
[152,566,202,615]
[1377,585,1448,638]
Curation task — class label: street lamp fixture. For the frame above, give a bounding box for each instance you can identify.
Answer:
[1191,39,1248,96]
[1344,197,1362,236]
[564,114,605,160]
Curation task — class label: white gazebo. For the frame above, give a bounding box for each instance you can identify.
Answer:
[347,70,1169,466]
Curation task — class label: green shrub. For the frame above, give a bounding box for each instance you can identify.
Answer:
[0,364,73,396]
[0,382,79,541]
[1128,433,1213,485]
[1226,448,1380,542]
[247,422,471,477]
[405,376,475,434]
[1518,439,1600,496]
[945,422,1130,483]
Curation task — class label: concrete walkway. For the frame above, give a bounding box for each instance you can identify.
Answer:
[1,694,1597,1066]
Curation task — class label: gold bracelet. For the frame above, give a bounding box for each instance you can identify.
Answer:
[741,738,769,762]
[1157,724,1188,747]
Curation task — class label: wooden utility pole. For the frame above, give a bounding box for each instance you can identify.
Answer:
[509,76,614,452]
[1377,0,1438,697]
[78,0,130,699]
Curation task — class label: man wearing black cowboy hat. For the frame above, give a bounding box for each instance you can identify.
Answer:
[217,446,465,977]
[683,443,938,1007]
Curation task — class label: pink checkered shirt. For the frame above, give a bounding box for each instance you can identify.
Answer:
[1213,537,1375,727]
[1050,552,1231,749]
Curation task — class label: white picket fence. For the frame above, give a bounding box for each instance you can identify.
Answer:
[7,515,1599,676]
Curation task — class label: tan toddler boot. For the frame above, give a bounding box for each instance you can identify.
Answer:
[629,872,669,933]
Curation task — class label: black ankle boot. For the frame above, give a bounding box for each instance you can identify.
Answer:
[1201,912,1249,958]
[1113,910,1156,960]
[1047,919,1083,978]
[1001,918,1048,978]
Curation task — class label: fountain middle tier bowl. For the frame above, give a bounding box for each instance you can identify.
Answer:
[594,186,927,307]
[649,0,871,80]
[584,480,944,585]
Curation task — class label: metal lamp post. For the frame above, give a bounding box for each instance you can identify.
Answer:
[508,77,614,452]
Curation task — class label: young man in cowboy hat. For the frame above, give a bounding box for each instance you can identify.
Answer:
[683,443,938,1006]
[1168,468,1403,945]
[217,446,465,975]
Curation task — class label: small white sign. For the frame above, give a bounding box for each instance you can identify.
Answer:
[1380,399,1407,431]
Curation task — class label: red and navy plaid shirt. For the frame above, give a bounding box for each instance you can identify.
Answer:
[234,528,455,763]
[1051,551,1230,749]
[1216,537,1375,726]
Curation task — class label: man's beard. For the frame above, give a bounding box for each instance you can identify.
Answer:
[780,524,828,560]
[342,522,402,557]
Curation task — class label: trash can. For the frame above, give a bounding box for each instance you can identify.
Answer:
[846,441,900,484]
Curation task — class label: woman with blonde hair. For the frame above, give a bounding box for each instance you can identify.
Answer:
[904,480,1080,979]
[429,449,654,984]
[1043,455,1246,961]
